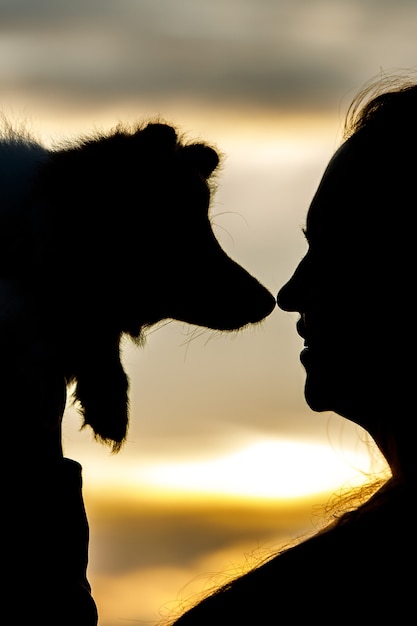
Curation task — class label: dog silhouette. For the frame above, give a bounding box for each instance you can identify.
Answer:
[0,120,275,451]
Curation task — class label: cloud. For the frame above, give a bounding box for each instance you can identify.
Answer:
[1,0,416,113]
[86,493,320,575]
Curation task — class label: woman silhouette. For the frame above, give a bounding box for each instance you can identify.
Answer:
[169,75,416,624]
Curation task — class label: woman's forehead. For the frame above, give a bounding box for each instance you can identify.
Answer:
[316,138,360,195]
[305,137,368,234]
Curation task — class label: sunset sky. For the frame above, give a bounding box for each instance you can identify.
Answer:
[1,1,415,624]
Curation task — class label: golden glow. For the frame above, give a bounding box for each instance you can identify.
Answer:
[137,440,378,499]
[82,438,385,502]
[7,95,338,153]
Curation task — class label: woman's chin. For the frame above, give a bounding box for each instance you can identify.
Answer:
[304,376,335,413]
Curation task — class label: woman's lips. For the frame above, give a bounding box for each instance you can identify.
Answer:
[300,345,311,367]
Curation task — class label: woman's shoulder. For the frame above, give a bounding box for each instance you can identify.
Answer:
[171,482,411,624]
[272,479,409,566]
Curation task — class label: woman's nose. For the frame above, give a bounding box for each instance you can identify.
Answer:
[276,260,306,312]
[276,279,295,312]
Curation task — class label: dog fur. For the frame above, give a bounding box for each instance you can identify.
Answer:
[0,120,275,451]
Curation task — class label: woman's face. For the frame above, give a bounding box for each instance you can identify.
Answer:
[277,137,396,428]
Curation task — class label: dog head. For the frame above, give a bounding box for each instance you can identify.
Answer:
[31,122,275,339]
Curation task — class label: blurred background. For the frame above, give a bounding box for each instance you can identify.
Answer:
[1,1,415,624]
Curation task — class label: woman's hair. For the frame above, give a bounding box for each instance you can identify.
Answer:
[343,72,417,140]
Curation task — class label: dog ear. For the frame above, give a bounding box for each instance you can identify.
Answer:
[181,143,220,179]
[134,123,178,150]
[132,123,219,178]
